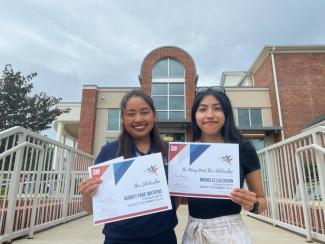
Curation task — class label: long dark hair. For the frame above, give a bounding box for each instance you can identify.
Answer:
[191,89,247,144]
[117,89,167,159]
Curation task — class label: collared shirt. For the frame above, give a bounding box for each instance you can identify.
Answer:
[94,140,178,240]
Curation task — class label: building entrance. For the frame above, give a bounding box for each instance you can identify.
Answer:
[161,132,185,142]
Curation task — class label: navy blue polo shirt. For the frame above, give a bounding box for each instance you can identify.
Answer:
[94,140,178,240]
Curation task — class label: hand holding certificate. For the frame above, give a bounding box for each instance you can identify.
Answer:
[168,142,239,199]
[88,153,172,225]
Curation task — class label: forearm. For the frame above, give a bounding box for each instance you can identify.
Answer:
[82,195,93,214]
[256,196,267,213]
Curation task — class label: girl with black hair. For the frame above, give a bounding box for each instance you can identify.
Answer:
[182,88,266,244]
[79,90,178,244]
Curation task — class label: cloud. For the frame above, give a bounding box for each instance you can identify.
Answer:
[1,0,325,104]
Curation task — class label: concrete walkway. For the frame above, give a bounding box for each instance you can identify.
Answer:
[12,206,322,244]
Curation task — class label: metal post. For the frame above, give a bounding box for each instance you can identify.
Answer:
[313,133,325,226]
[266,150,279,225]
[4,133,26,242]
[62,150,74,221]
[295,150,312,242]
[28,149,45,238]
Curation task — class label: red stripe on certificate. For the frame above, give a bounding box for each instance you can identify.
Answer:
[170,192,230,198]
[95,206,169,224]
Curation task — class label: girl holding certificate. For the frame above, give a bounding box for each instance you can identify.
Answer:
[182,87,266,244]
[79,90,178,244]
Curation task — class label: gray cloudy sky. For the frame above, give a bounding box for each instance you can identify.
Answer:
[1,0,324,102]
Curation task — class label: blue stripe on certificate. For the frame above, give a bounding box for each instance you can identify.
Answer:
[113,159,134,185]
[190,144,210,165]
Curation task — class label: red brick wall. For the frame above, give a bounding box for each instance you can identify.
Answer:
[254,52,325,139]
[254,55,281,142]
[139,46,198,140]
[254,55,280,126]
[77,87,98,153]
[139,46,197,119]
[275,53,325,138]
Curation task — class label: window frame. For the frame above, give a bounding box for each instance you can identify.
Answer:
[152,58,185,78]
[152,82,185,120]
[107,108,121,131]
[237,108,263,127]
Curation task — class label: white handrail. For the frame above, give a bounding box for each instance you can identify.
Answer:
[247,127,325,242]
[0,126,94,159]
[0,141,43,159]
[257,126,325,153]
[0,127,95,243]
[295,144,325,242]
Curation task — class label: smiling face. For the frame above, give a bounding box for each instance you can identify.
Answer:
[195,95,225,142]
[121,96,156,142]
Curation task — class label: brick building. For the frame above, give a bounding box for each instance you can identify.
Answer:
[251,46,325,139]
[54,45,325,155]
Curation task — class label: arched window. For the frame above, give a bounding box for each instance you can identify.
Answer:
[151,58,185,120]
[152,58,185,78]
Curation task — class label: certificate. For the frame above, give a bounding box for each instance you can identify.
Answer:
[88,153,172,225]
[168,142,239,199]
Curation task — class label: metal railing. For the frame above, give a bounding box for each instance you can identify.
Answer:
[0,126,95,243]
[247,126,325,242]
[1,126,324,243]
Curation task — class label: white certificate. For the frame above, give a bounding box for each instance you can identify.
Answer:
[168,142,239,199]
[88,153,172,225]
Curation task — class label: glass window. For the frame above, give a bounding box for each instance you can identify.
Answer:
[107,109,120,131]
[152,83,168,95]
[169,83,184,95]
[152,59,168,77]
[169,111,185,120]
[169,59,185,77]
[152,58,184,78]
[153,96,168,110]
[151,58,185,120]
[238,108,262,127]
[250,109,262,127]
[169,97,184,110]
[249,138,265,151]
[157,111,168,120]
[152,82,185,120]
[238,109,250,127]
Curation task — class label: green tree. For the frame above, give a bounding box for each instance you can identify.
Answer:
[0,64,70,132]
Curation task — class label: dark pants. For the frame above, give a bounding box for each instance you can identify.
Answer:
[104,229,177,244]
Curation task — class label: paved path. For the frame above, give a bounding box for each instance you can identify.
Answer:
[12,206,322,244]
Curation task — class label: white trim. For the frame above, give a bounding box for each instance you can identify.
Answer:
[271,46,284,140]
[152,77,185,83]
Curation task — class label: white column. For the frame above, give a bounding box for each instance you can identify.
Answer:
[53,122,64,170]
[56,122,64,143]
[72,139,77,149]
[62,135,66,144]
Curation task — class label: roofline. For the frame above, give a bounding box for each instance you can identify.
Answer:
[57,102,81,105]
[83,85,140,90]
[220,71,250,87]
[249,44,325,73]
